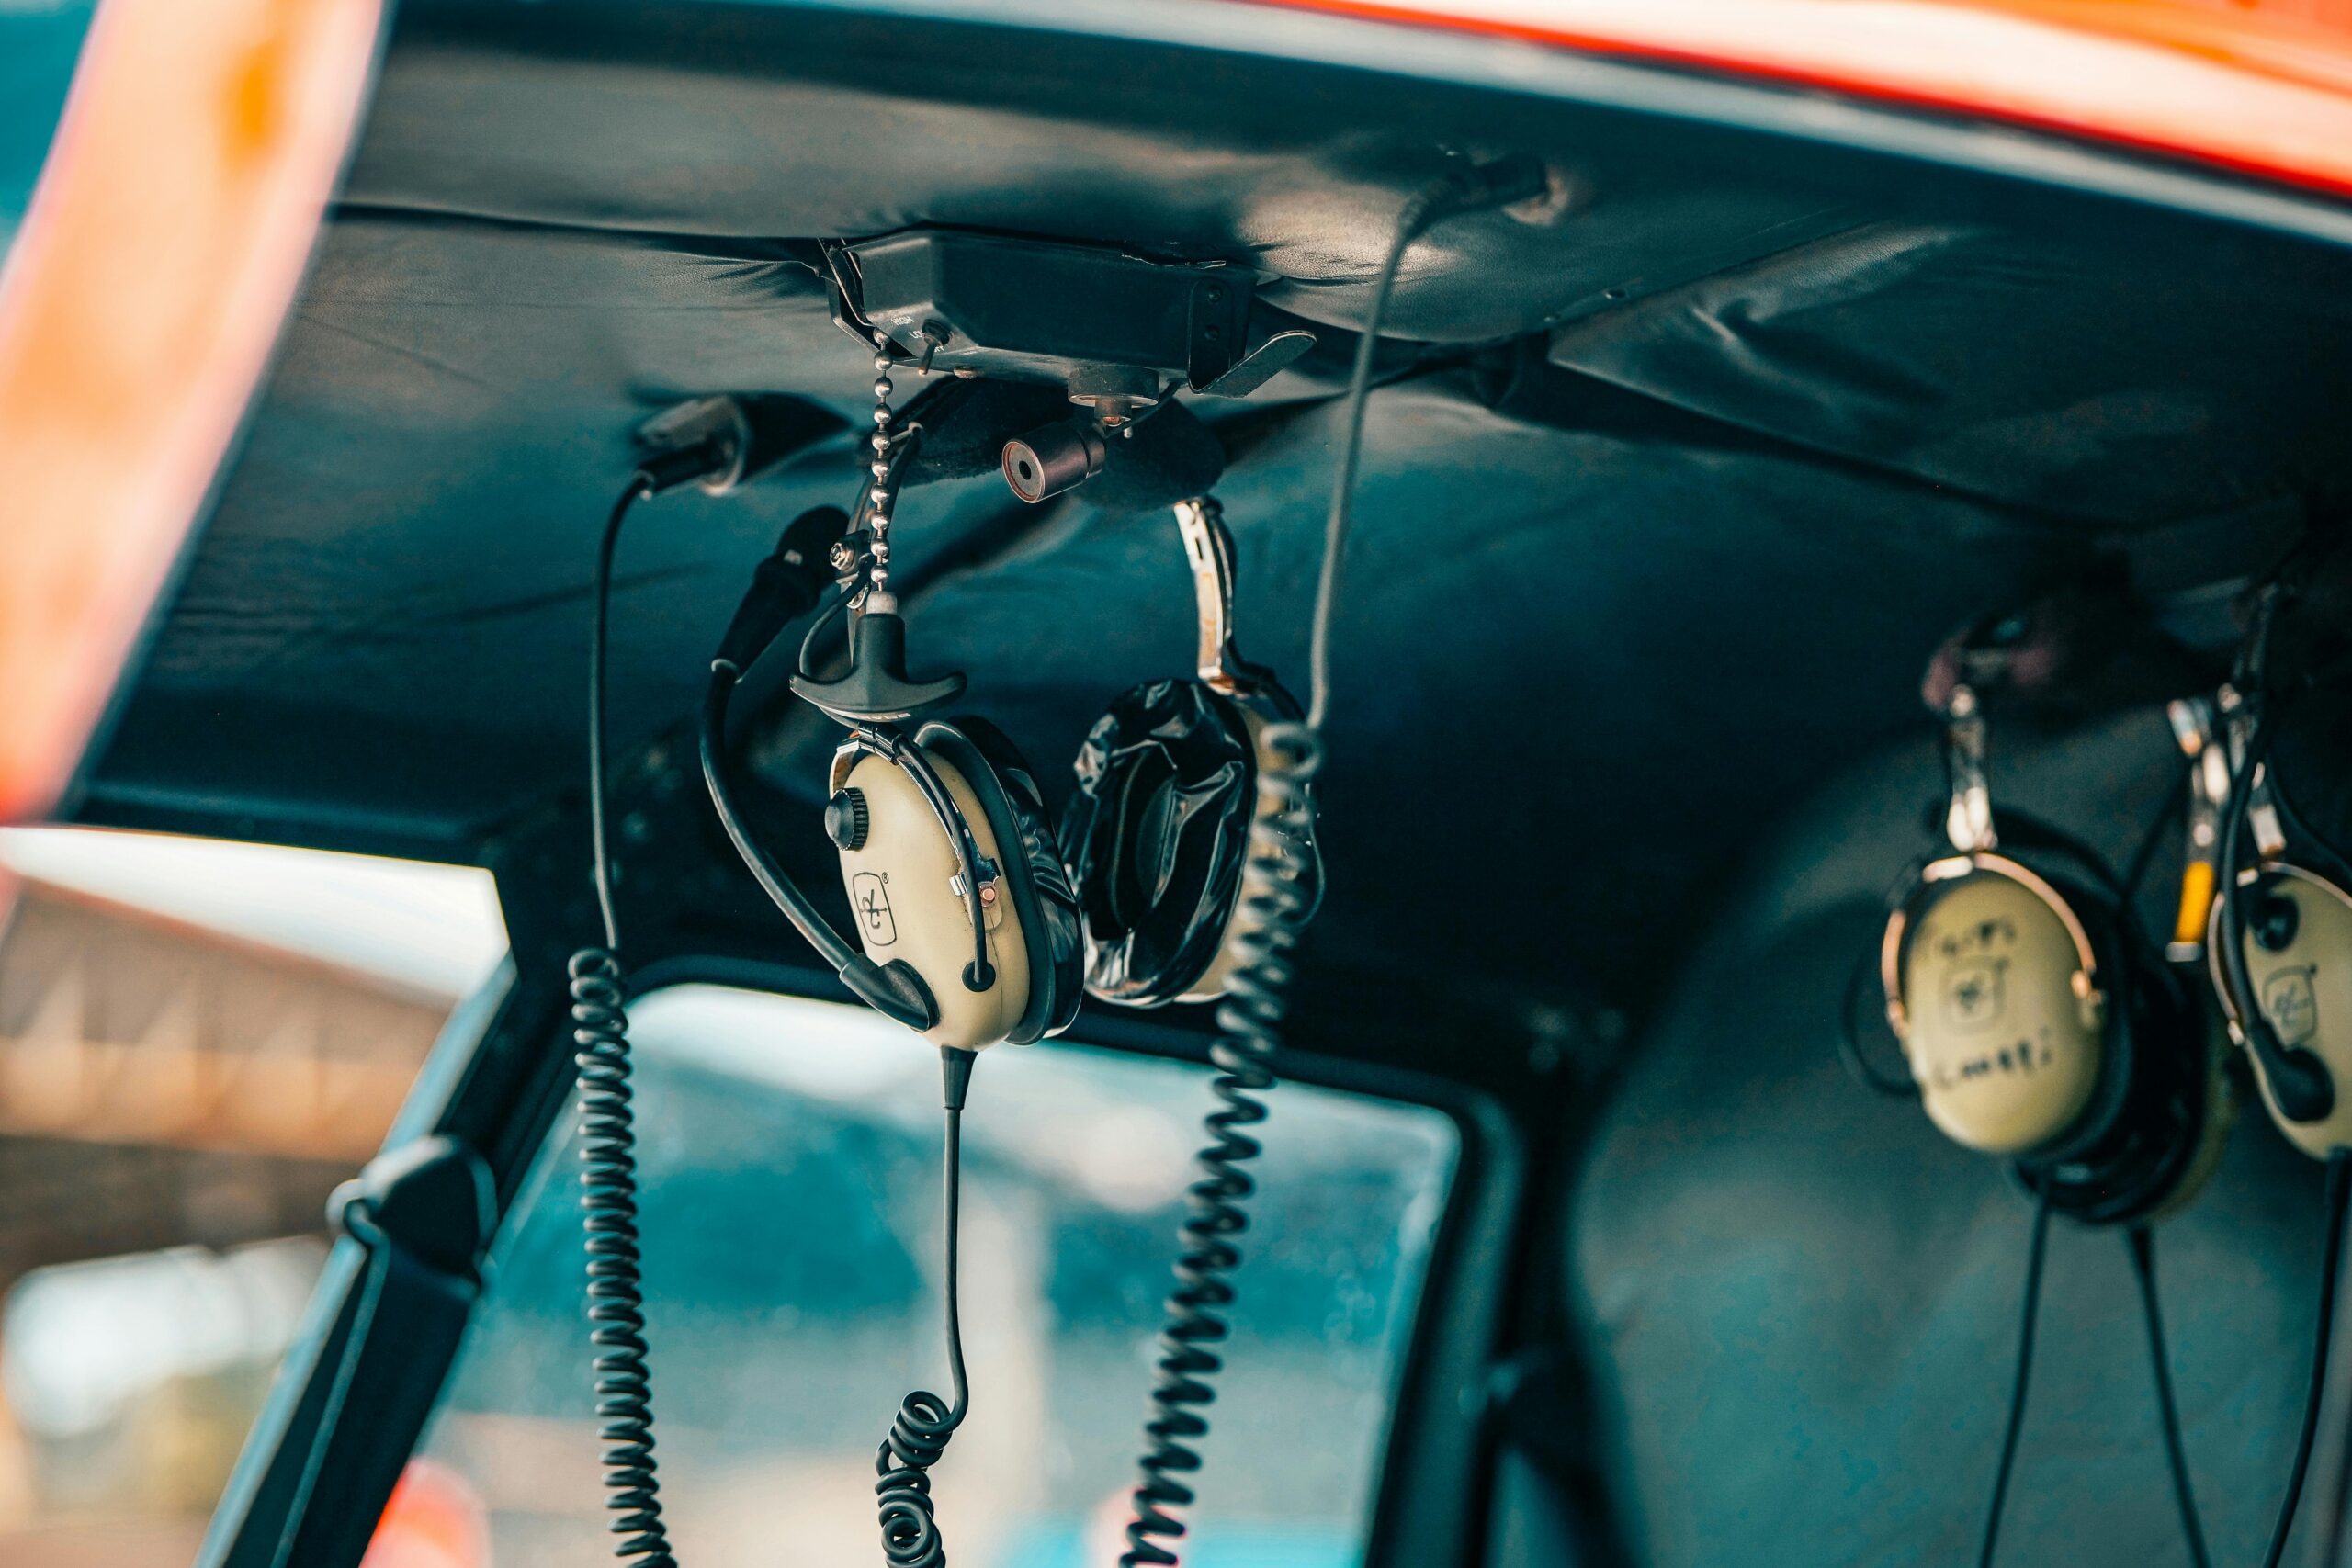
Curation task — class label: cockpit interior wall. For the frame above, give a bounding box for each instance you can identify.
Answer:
[1567,709,2334,1567]
[76,0,2352,1031]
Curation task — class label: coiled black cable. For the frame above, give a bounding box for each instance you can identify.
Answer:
[571,474,679,1567]
[1121,722,1322,1568]
[1119,160,1533,1566]
[875,1070,972,1568]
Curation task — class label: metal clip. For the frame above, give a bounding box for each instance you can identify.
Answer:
[2218,682,2288,863]
[2251,766,2289,866]
[1942,684,1996,853]
[1177,496,1250,695]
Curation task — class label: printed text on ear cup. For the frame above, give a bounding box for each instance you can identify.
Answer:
[1898,871,2102,1156]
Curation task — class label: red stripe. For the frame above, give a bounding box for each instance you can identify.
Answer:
[1233,0,2352,200]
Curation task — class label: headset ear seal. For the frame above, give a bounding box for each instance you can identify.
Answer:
[919,718,1082,1043]
[1059,680,1259,1007]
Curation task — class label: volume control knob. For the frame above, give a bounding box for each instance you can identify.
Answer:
[824,788,871,852]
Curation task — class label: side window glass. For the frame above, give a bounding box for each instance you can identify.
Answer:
[414,985,1459,1568]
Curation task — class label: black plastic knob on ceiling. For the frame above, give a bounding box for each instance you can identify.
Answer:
[826,788,871,852]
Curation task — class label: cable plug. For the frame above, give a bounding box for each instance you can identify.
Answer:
[635,437,734,495]
[714,506,850,671]
[1412,153,1551,236]
[940,1045,976,1112]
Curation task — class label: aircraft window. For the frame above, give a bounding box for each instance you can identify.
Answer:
[413,983,1458,1568]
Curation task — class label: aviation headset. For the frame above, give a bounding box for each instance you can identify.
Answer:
[1880,637,2224,1226]
[2203,558,2352,1158]
[596,152,1561,1568]
[699,346,1083,1055]
[1058,494,1324,1007]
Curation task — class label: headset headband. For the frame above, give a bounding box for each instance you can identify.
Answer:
[1881,852,2102,1041]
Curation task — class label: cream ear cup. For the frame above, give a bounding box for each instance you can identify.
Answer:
[920,718,1082,1044]
[830,747,1031,1052]
[1885,858,2106,1155]
[2210,864,2352,1157]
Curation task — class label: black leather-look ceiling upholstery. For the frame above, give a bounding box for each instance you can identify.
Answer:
[74,8,2352,1568]
[80,0,2352,1022]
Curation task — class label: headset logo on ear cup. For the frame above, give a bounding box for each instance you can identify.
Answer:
[853,872,898,945]
[1944,955,2008,1032]
[2264,965,2320,1046]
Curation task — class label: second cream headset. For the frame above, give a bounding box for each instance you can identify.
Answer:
[2201,558,2352,1158]
[1881,629,2224,1225]
[700,344,1085,1055]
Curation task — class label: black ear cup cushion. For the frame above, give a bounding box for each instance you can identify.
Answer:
[919,718,1082,1043]
[1058,680,1258,1007]
[2007,873,2211,1225]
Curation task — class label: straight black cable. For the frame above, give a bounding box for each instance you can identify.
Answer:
[1306,155,1543,731]
[1306,193,1419,733]
[589,477,646,949]
[2320,1169,2352,1568]
[2126,1226,2211,1568]
[1980,1187,2054,1568]
[2261,1151,2352,1568]
[1974,779,2195,1568]
[2216,706,2279,1002]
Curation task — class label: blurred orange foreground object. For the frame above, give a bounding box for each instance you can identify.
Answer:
[0,0,386,825]
[1238,0,2352,199]
[361,1459,492,1568]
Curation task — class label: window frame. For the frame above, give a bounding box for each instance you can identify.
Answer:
[198,942,1522,1568]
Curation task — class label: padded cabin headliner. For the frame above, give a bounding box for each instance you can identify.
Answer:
[79,0,2352,1019]
[1568,710,2338,1567]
